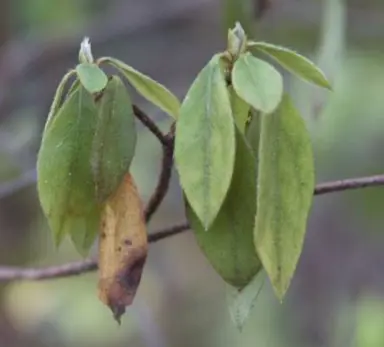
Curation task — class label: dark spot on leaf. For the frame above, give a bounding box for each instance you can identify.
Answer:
[117,246,122,252]
[106,248,147,323]
[101,232,106,239]
[119,250,146,290]
[124,239,132,246]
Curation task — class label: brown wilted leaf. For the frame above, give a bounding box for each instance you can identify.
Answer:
[98,173,148,323]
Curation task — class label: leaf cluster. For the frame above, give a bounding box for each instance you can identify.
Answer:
[36,24,331,326]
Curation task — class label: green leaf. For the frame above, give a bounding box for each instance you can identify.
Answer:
[68,208,100,256]
[37,86,100,253]
[255,94,315,300]
[76,63,108,94]
[227,273,264,331]
[245,110,261,157]
[44,69,76,133]
[92,75,137,202]
[248,41,332,89]
[67,78,80,98]
[229,85,250,133]
[175,54,236,229]
[103,57,180,119]
[186,129,261,287]
[232,52,283,114]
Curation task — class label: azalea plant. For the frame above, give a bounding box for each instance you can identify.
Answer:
[36,22,331,326]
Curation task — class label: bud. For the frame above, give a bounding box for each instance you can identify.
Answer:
[227,22,247,59]
[79,37,94,64]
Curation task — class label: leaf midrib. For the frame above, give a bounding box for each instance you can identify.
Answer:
[202,64,215,228]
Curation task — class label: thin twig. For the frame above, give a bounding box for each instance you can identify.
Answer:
[1,174,384,282]
[0,222,190,281]
[0,173,384,281]
[144,126,175,222]
[148,222,189,243]
[133,105,170,147]
[314,174,384,195]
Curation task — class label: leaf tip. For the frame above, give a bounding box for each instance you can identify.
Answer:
[324,81,333,91]
[111,304,125,325]
[271,275,290,303]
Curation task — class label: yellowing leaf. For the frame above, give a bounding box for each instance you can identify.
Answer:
[98,173,148,324]
[255,94,315,300]
[175,54,236,230]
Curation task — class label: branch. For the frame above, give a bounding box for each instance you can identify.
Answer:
[314,174,384,195]
[0,174,384,281]
[144,124,175,222]
[0,174,383,282]
[133,105,170,147]
[0,222,190,281]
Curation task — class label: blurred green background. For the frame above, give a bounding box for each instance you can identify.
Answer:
[0,0,384,346]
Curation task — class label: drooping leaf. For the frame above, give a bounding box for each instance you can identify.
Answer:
[229,85,250,133]
[175,54,236,230]
[67,78,80,98]
[103,57,180,119]
[186,129,261,287]
[92,76,137,203]
[76,63,108,94]
[227,273,265,331]
[37,86,100,252]
[44,69,76,132]
[255,94,315,300]
[248,41,332,89]
[68,208,100,256]
[232,52,283,113]
[98,173,148,324]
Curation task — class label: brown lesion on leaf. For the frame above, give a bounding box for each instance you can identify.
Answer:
[98,173,148,324]
[102,248,147,324]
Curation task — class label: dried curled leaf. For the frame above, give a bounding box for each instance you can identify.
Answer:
[98,173,148,323]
